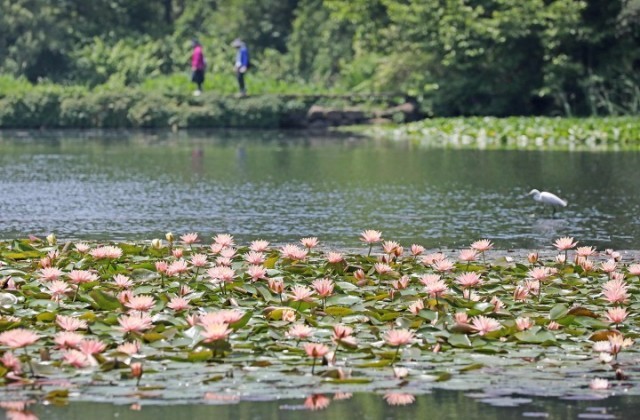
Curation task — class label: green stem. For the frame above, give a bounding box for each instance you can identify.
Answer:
[311,357,317,375]
[23,347,34,378]
[391,346,400,367]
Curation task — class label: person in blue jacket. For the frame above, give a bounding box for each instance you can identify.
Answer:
[232,39,250,96]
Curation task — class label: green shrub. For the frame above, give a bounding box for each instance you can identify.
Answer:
[128,95,175,128]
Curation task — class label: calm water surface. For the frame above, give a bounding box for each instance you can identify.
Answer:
[1,130,639,250]
[13,390,640,420]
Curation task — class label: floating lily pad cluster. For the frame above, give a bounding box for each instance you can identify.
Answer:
[0,232,638,413]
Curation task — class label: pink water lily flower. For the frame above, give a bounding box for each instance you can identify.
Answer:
[117,341,141,355]
[167,259,189,276]
[290,285,315,302]
[167,296,191,311]
[54,331,84,349]
[458,249,478,262]
[213,234,235,247]
[125,295,156,312]
[90,245,123,259]
[515,317,534,331]
[0,329,40,349]
[190,253,208,267]
[576,246,596,258]
[201,323,232,342]
[56,315,88,331]
[180,232,198,245]
[303,343,329,358]
[425,279,448,298]
[628,264,640,276]
[216,256,233,266]
[600,260,617,274]
[360,230,382,244]
[113,274,133,289]
[286,324,313,340]
[456,272,482,288]
[392,275,410,290]
[280,244,308,260]
[407,300,424,315]
[528,267,552,282]
[220,247,237,258]
[247,265,267,281]
[471,239,493,253]
[382,241,400,255]
[454,312,469,325]
[249,240,270,252]
[419,274,441,286]
[207,266,236,283]
[155,260,169,273]
[199,310,244,326]
[63,350,89,368]
[39,267,63,282]
[326,252,344,264]
[79,339,107,355]
[384,329,414,347]
[47,280,72,300]
[470,316,501,336]
[68,270,98,284]
[74,242,90,253]
[244,251,266,265]
[117,313,153,333]
[553,236,577,251]
[0,352,21,373]
[300,237,319,249]
[172,248,184,259]
[432,259,455,273]
[422,252,446,265]
[312,278,334,297]
[602,278,629,303]
[606,307,628,324]
[268,278,284,294]
[410,244,425,256]
[374,263,393,275]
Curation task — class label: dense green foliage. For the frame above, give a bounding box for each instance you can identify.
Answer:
[364,116,640,148]
[0,0,639,116]
[0,77,315,128]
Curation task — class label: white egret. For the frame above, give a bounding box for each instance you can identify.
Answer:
[527,189,567,214]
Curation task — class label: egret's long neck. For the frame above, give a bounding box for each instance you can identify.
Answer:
[532,192,541,201]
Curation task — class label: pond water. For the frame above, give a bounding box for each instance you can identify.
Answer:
[2,129,640,418]
[8,389,640,420]
[1,130,639,250]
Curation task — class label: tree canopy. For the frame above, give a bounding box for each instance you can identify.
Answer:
[1,0,638,116]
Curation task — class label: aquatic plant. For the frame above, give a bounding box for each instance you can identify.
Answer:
[0,232,638,409]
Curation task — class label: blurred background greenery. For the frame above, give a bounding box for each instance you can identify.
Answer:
[0,0,638,118]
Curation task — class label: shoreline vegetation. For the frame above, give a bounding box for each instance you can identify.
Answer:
[0,232,639,408]
[0,76,415,130]
[357,116,640,149]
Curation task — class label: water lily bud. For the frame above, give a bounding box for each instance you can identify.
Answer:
[165,232,174,243]
[131,362,143,378]
[527,252,538,264]
[151,239,163,249]
[46,233,57,246]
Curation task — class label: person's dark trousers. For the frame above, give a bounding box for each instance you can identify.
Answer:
[237,71,246,95]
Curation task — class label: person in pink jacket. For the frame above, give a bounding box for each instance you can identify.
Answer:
[191,39,206,96]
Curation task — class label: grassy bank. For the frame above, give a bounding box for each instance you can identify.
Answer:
[0,75,406,130]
